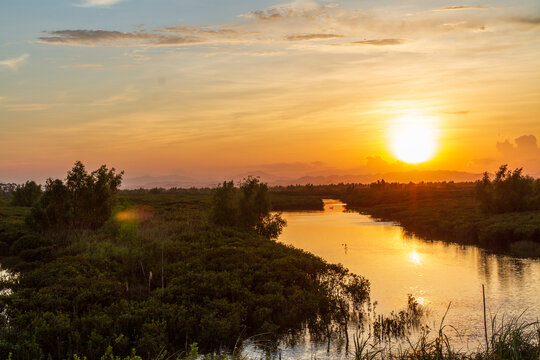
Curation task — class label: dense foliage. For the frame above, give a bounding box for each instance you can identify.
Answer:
[10,181,42,207]
[27,161,123,231]
[211,177,286,240]
[476,165,540,213]
[340,180,540,253]
[0,180,370,359]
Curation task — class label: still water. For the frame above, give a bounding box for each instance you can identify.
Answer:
[275,200,540,358]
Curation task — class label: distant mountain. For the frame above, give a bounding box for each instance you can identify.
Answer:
[123,170,483,189]
[274,170,483,186]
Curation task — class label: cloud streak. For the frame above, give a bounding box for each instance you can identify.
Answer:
[38,4,540,50]
[39,30,203,46]
[348,38,405,46]
[238,3,335,21]
[76,0,126,7]
[434,5,487,11]
[0,53,29,70]
[285,33,343,41]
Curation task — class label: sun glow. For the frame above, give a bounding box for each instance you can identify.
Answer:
[390,115,438,164]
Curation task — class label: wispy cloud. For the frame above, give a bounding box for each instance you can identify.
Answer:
[89,87,139,106]
[38,3,540,50]
[61,63,103,69]
[39,30,203,46]
[285,33,343,41]
[238,3,334,21]
[0,53,29,70]
[346,39,405,46]
[1,103,53,111]
[76,0,126,8]
[434,5,487,11]
[510,17,540,26]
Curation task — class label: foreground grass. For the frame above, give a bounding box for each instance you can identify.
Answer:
[59,314,539,360]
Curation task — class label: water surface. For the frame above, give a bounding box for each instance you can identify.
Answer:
[277,199,540,356]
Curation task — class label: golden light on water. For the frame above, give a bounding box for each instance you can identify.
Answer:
[409,250,422,265]
[390,115,438,164]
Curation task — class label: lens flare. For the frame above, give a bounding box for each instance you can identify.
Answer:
[115,206,154,222]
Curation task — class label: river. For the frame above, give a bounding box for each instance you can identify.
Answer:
[274,199,540,358]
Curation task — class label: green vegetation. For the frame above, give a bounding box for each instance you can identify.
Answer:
[1,163,539,359]
[269,185,325,211]
[27,161,123,231]
[10,181,42,207]
[340,179,540,255]
[476,165,540,213]
[351,312,540,360]
[262,167,540,256]
[0,163,370,359]
[210,178,286,240]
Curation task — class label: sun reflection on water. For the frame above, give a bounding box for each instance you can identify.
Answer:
[409,250,422,265]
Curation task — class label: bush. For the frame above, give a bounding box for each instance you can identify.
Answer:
[210,177,286,239]
[476,165,539,213]
[9,234,42,255]
[27,161,123,231]
[11,181,42,207]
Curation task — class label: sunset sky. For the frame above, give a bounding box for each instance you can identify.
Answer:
[1,0,539,185]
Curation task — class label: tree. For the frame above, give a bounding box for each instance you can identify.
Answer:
[210,177,286,239]
[27,161,123,231]
[11,181,42,206]
[475,164,537,213]
[210,181,238,227]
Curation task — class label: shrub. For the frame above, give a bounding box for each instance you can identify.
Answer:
[210,177,286,240]
[476,165,538,213]
[11,181,42,207]
[9,234,42,255]
[27,161,123,231]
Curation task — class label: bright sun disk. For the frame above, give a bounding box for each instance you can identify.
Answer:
[390,115,438,164]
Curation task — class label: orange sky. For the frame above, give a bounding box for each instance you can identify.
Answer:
[1,0,539,184]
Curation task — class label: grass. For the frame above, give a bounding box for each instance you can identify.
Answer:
[61,311,539,360]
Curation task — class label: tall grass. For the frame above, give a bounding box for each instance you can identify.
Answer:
[350,311,540,360]
[69,311,538,360]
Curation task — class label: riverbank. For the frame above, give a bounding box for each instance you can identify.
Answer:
[338,182,540,257]
[265,182,540,257]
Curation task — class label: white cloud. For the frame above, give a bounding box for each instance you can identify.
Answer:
[76,0,125,8]
[0,54,29,70]
[90,87,139,106]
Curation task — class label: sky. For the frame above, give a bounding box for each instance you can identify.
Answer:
[1,0,539,184]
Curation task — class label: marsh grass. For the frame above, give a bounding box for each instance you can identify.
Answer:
[350,310,540,360]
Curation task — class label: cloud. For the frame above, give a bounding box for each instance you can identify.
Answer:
[39,30,203,46]
[38,3,539,50]
[496,135,540,163]
[61,63,103,69]
[434,5,487,11]
[238,3,332,21]
[347,39,405,46]
[1,103,53,111]
[509,17,540,26]
[76,0,126,7]
[494,135,540,174]
[285,33,343,41]
[163,26,240,36]
[0,53,29,70]
[89,87,139,106]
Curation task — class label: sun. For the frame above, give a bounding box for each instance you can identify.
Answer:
[390,115,438,164]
